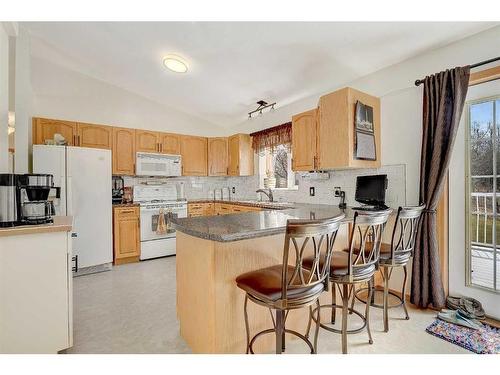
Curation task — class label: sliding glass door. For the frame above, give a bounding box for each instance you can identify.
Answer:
[466,96,500,292]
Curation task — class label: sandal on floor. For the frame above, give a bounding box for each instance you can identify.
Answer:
[437,309,483,330]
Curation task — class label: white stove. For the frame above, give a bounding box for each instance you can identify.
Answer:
[133,184,187,260]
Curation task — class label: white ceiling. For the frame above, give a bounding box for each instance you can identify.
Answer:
[24,22,498,128]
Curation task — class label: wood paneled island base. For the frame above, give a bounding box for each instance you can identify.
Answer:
[176,231,319,353]
[176,229,349,354]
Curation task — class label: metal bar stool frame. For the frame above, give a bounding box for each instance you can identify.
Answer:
[352,205,425,332]
[239,214,345,354]
[306,210,391,354]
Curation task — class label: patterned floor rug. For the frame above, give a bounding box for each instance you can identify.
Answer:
[426,319,500,354]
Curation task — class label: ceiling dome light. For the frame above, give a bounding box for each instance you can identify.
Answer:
[163,55,188,73]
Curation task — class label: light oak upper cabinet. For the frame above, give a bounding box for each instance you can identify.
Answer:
[113,206,140,265]
[159,132,181,155]
[181,135,208,176]
[318,87,380,169]
[76,123,112,149]
[136,130,160,153]
[32,118,77,146]
[291,109,318,171]
[208,137,228,176]
[228,134,254,176]
[112,127,136,175]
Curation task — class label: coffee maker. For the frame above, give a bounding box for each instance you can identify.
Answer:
[112,176,124,204]
[0,174,18,227]
[16,174,59,225]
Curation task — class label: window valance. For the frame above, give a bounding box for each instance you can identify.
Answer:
[250,122,292,153]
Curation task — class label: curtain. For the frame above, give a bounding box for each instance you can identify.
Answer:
[411,66,470,309]
[250,122,292,153]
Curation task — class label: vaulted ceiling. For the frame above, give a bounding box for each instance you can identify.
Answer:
[25,22,498,128]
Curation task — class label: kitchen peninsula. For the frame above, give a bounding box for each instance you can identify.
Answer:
[172,204,359,353]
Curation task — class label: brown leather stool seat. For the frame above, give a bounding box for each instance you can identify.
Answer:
[236,265,324,303]
[302,251,350,277]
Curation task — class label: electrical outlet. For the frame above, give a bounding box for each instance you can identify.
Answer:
[309,187,315,196]
[334,187,342,197]
[232,187,236,194]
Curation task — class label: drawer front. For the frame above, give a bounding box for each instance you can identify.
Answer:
[114,206,139,218]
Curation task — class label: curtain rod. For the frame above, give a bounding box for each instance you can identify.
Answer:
[414,56,500,86]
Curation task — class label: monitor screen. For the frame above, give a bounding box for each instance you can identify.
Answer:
[355,174,388,206]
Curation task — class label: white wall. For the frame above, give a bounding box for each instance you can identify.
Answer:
[14,26,32,173]
[0,25,9,172]
[30,57,228,137]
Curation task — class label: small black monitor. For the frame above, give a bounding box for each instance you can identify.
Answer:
[355,174,388,207]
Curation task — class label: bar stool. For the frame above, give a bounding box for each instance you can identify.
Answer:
[305,210,390,354]
[235,214,345,354]
[352,205,425,332]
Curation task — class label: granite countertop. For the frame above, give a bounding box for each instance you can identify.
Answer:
[172,204,373,242]
[0,216,73,238]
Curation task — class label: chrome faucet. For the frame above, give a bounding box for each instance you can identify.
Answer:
[256,188,274,202]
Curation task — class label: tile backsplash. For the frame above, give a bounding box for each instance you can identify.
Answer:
[122,164,406,208]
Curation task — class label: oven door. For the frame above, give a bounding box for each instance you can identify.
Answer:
[140,205,186,241]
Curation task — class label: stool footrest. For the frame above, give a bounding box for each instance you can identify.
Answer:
[354,286,405,309]
[248,328,315,354]
[311,304,367,334]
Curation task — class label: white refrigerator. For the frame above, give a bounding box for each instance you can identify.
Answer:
[33,145,113,271]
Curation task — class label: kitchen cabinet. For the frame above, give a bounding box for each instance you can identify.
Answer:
[291,87,381,171]
[292,109,318,171]
[215,203,233,215]
[181,136,208,176]
[0,221,73,353]
[159,132,181,155]
[228,134,254,176]
[112,127,136,175]
[32,117,255,178]
[32,117,77,146]
[136,130,160,153]
[113,206,140,265]
[188,202,214,217]
[208,137,228,176]
[76,122,112,149]
[317,87,381,169]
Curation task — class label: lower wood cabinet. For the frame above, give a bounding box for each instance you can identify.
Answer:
[188,202,214,217]
[113,206,140,265]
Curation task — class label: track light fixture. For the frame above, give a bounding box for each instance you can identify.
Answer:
[248,100,276,119]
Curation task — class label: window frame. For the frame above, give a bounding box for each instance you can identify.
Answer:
[465,94,500,293]
[258,145,298,191]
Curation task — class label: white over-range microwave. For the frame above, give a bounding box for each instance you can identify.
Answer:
[135,152,182,177]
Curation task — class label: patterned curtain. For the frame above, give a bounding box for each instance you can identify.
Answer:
[250,122,292,153]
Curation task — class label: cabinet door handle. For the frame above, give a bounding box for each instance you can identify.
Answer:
[120,210,136,214]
